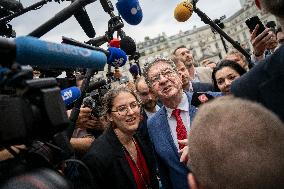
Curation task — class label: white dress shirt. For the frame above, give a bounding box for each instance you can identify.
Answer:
[165,92,190,150]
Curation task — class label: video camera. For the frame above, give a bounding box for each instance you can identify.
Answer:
[0,62,74,187]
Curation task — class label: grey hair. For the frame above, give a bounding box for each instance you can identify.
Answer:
[142,57,177,87]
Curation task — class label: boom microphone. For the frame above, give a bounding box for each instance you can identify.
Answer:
[61,86,81,106]
[0,36,107,70]
[174,0,193,22]
[116,0,143,25]
[73,5,96,38]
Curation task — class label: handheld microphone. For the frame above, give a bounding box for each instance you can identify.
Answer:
[129,64,139,75]
[86,79,107,93]
[120,36,136,55]
[73,5,96,38]
[108,38,120,48]
[174,1,193,22]
[107,47,127,67]
[116,0,143,25]
[0,36,107,70]
[191,92,214,107]
[61,86,81,106]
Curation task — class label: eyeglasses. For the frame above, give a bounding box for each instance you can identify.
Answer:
[149,68,176,85]
[111,101,140,116]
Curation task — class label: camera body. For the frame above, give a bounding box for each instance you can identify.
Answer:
[0,77,70,146]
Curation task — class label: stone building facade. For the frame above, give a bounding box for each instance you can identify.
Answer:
[136,0,277,67]
[99,0,277,80]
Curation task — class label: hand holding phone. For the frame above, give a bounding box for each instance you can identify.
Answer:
[245,16,266,36]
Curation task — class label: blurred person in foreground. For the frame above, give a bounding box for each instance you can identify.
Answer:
[187,96,284,189]
[82,86,159,189]
[231,0,284,122]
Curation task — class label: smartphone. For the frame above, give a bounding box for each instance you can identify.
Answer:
[245,16,266,36]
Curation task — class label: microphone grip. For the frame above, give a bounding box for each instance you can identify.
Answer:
[86,35,110,47]
[100,0,114,13]
[62,36,109,56]
[29,0,93,38]
[66,69,96,139]
[73,7,96,38]
[0,37,16,66]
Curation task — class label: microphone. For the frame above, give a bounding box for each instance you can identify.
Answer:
[191,92,214,107]
[116,0,143,25]
[129,64,139,75]
[61,86,81,106]
[174,0,193,22]
[73,5,96,38]
[108,38,120,48]
[0,0,23,13]
[86,79,107,93]
[107,47,127,67]
[0,36,107,70]
[120,36,136,55]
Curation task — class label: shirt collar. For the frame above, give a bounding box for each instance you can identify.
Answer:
[165,92,189,118]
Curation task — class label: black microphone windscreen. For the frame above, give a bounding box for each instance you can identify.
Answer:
[73,7,96,38]
[0,0,23,12]
[86,79,107,92]
[120,36,136,55]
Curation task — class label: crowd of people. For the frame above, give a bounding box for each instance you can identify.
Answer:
[1,0,284,188]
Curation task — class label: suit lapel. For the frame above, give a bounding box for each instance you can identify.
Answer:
[105,128,137,189]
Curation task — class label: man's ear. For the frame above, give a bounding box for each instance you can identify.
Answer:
[188,173,203,189]
[255,0,261,10]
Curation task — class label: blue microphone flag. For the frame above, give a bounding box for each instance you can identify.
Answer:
[116,0,143,25]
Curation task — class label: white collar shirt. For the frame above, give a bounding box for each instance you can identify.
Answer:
[165,92,190,150]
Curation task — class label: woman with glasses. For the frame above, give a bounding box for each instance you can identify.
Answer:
[82,86,159,189]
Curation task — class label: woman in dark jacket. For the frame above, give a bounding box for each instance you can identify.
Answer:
[82,86,159,189]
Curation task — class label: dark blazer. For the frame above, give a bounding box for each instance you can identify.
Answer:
[231,44,284,122]
[192,82,215,92]
[82,127,159,189]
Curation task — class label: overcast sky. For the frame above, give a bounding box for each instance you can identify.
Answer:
[10,0,242,44]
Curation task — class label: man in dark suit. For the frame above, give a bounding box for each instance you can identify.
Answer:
[143,58,221,189]
[171,57,215,92]
[135,76,161,139]
[231,0,284,122]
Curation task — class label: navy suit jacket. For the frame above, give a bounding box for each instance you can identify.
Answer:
[192,82,215,92]
[147,92,222,189]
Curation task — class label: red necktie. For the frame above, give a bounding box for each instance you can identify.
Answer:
[172,109,187,149]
